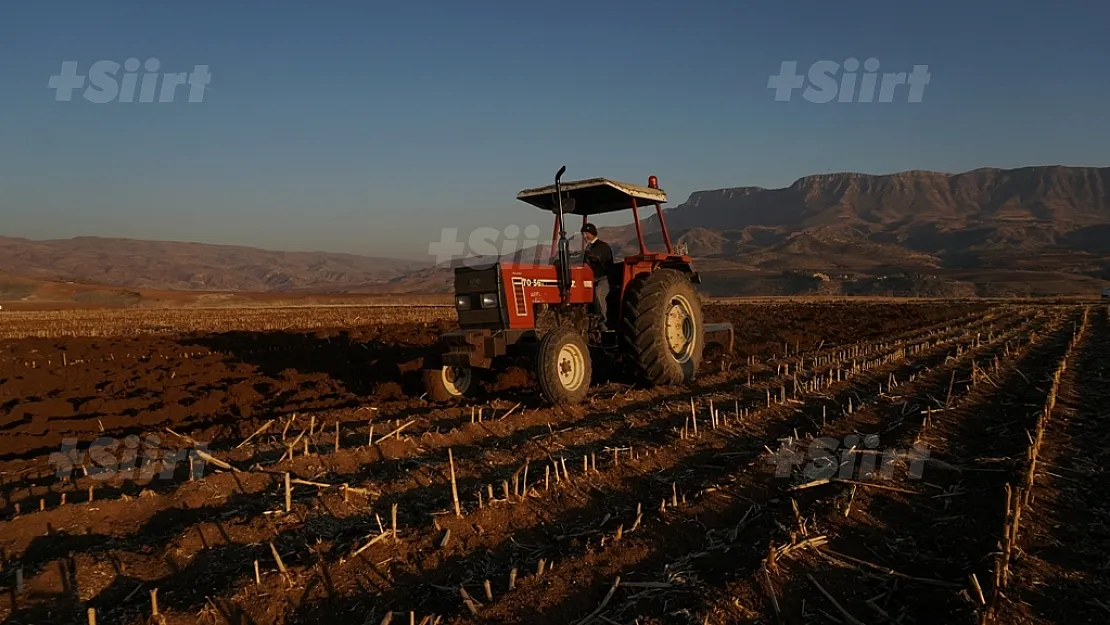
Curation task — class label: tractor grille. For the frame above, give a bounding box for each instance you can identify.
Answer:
[454,264,507,329]
[511,277,528,317]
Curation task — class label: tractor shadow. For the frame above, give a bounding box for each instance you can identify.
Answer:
[183,323,447,403]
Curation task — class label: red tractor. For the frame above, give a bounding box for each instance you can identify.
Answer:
[422,166,734,405]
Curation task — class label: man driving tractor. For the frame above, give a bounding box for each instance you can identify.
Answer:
[580,222,615,329]
[420,168,734,406]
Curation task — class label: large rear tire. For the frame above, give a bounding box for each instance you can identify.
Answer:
[421,355,477,402]
[620,268,704,385]
[536,327,592,405]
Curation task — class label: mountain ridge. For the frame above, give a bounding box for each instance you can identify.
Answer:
[3,164,1109,298]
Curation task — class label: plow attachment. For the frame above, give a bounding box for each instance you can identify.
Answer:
[704,322,734,354]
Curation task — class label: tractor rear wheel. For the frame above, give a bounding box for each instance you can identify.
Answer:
[421,355,477,402]
[620,268,704,385]
[536,327,592,405]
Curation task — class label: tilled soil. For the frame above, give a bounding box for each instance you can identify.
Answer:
[989,306,1110,624]
[4,301,1103,625]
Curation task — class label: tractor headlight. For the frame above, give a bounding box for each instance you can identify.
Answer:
[480,293,498,308]
[455,295,471,309]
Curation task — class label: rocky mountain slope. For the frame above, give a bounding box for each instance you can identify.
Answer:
[593,165,1110,296]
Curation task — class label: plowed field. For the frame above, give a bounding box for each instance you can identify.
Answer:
[2,301,1103,625]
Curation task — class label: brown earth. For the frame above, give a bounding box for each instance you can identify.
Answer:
[0,301,1104,625]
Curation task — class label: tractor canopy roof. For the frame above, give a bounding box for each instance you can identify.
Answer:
[516,178,667,215]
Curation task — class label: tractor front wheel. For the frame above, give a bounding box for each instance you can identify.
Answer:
[422,355,477,402]
[536,327,592,405]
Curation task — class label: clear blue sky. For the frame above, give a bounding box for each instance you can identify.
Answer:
[1,0,1107,260]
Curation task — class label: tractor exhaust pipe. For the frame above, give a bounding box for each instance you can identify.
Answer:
[554,165,572,304]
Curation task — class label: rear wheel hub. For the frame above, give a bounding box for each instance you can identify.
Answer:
[557,343,586,390]
[665,294,696,363]
[441,366,472,395]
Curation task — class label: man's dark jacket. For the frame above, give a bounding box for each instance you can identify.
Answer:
[584,239,616,281]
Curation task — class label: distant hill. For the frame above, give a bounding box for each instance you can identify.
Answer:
[4,165,1109,298]
[0,269,148,308]
[0,236,428,293]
